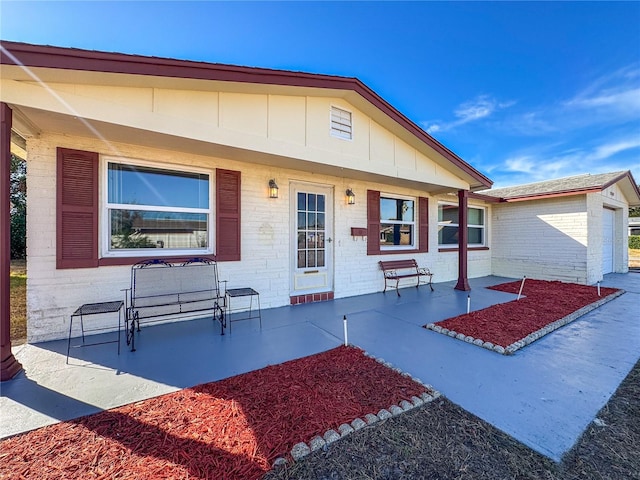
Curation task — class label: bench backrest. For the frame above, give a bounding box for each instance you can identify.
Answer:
[130,258,222,309]
[379,259,419,271]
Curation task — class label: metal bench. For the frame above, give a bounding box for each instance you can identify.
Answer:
[124,257,226,351]
[379,259,433,296]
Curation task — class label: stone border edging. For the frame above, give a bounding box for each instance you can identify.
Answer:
[271,348,442,469]
[424,290,624,355]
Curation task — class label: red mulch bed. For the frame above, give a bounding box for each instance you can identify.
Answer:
[0,346,427,480]
[430,279,620,349]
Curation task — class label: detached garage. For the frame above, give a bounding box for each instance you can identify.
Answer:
[481,171,640,284]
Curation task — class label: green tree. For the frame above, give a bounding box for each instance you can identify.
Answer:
[110,209,156,249]
[10,154,26,259]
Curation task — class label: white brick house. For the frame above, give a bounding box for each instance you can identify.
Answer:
[1,41,494,346]
[1,41,638,360]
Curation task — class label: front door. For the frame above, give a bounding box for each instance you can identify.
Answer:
[290,183,334,297]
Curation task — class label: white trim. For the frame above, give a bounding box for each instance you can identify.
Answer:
[602,207,615,275]
[437,201,487,248]
[100,155,214,258]
[379,192,416,251]
[289,181,334,295]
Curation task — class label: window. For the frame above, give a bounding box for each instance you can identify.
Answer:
[296,192,326,268]
[438,203,486,247]
[105,161,210,255]
[330,106,352,140]
[380,196,415,249]
[57,148,240,268]
[367,190,428,255]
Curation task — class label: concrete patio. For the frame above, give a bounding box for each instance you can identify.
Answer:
[1,273,638,462]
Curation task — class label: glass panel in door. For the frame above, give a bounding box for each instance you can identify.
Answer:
[296,192,326,269]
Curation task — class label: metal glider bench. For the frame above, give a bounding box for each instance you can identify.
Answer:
[124,257,226,351]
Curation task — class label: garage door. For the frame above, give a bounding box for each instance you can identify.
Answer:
[602,208,615,274]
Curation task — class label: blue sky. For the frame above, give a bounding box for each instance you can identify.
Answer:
[2,1,639,188]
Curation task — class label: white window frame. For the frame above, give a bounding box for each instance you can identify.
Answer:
[380,193,416,251]
[437,202,486,248]
[330,105,353,140]
[101,156,214,258]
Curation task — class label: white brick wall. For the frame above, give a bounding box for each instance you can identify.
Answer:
[491,196,590,283]
[26,133,490,342]
[491,190,631,285]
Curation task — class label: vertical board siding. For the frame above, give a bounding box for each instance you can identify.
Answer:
[56,148,98,269]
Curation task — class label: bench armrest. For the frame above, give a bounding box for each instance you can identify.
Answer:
[383,270,398,279]
[417,267,432,276]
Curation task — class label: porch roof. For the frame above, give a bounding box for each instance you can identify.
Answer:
[0,40,492,191]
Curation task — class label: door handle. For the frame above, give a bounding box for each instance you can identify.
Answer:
[326,237,333,243]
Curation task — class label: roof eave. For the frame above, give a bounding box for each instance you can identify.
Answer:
[0,40,492,190]
[602,170,640,206]
[501,188,602,203]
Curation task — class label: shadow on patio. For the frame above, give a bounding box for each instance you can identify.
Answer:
[1,276,516,439]
[3,272,638,463]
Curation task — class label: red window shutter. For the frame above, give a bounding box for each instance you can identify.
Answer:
[56,148,99,269]
[367,190,380,255]
[418,197,429,253]
[216,169,241,261]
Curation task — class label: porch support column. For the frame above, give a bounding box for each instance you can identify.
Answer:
[454,189,471,291]
[1,102,22,381]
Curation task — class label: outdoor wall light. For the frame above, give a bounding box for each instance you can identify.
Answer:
[346,188,355,205]
[269,179,279,198]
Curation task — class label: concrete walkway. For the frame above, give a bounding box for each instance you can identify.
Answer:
[1,274,638,462]
[333,273,640,461]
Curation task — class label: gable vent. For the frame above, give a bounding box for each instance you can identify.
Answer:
[330,106,352,140]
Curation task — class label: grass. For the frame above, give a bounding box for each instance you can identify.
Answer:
[630,248,640,268]
[10,259,26,344]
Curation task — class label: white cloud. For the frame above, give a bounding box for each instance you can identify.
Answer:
[426,123,441,134]
[564,87,640,116]
[424,63,640,187]
[503,155,574,178]
[585,138,640,162]
[504,63,640,136]
[454,96,496,122]
[492,135,640,187]
[424,95,513,134]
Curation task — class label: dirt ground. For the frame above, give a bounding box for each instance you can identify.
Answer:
[264,359,640,480]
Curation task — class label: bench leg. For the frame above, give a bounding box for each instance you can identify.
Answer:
[66,314,74,364]
[127,311,137,352]
[395,278,401,296]
[214,302,225,335]
[419,277,434,292]
[219,305,225,336]
[125,312,130,346]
